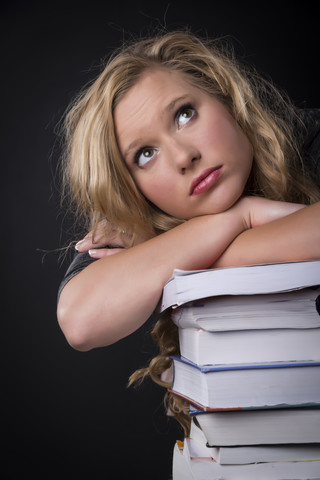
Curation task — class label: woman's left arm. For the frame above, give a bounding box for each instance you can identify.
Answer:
[213,201,320,268]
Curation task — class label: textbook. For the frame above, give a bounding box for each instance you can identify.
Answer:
[172,440,320,480]
[189,418,320,464]
[161,259,320,311]
[188,406,320,446]
[170,356,320,410]
[178,325,320,365]
[171,288,320,331]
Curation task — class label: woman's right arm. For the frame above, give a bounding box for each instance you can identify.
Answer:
[57,198,311,351]
[57,199,249,351]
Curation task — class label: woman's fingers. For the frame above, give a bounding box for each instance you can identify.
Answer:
[88,248,124,259]
[75,219,132,252]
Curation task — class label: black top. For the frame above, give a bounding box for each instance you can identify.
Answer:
[58,108,320,299]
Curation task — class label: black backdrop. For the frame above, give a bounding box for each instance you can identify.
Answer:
[3,1,319,478]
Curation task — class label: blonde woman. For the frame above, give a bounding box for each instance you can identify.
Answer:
[57,30,320,432]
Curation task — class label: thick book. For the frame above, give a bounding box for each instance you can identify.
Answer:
[171,288,320,331]
[160,260,320,311]
[172,440,320,480]
[189,419,320,464]
[170,356,320,410]
[177,326,320,366]
[188,406,320,446]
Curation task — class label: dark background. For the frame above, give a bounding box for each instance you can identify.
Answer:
[3,1,319,478]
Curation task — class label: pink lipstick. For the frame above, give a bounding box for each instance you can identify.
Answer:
[190,166,223,196]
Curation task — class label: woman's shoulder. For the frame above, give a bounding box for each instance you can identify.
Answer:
[57,251,97,300]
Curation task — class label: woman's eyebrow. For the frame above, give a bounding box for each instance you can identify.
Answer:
[124,138,143,160]
[164,95,189,113]
[124,95,189,159]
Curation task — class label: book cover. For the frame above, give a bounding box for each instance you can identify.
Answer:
[176,437,320,480]
[171,288,320,331]
[178,326,320,366]
[189,419,320,463]
[188,406,320,446]
[161,260,320,311]
[171,356,320,410]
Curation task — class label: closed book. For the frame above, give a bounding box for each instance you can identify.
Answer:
[188,407,320,446]
[161,260,320,311]
[173,439,320,480]
[172,441,194,480]
[190,419,320,464]
[171,288,320,331]
[178,327,320,365]
[170,356,320,410]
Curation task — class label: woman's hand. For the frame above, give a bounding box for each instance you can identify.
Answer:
[75,219,132,258]
[214,200,319,269]
[238,196,305,229]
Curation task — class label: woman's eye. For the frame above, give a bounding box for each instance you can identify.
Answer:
[135,147,156,167]
[176,106,195,127]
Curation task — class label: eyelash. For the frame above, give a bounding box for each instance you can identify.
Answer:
[175,103,196,127]
[133,103,196,166]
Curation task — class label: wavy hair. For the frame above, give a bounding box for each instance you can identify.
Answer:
[61,29,318,240]
[61,30,320,435]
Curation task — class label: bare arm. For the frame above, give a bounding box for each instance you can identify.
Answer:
[57,198,315,351]
[213,201,320,268]
[58,199,249,350]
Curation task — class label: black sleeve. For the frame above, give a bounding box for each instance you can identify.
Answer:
[57,252,97,300]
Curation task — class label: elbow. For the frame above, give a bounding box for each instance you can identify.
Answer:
[57,301,95,352]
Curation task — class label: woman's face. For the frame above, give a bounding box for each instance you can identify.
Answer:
[115,68,253,219]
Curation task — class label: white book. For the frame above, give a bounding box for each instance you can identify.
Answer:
[189,407,320,446]
[171,288,320,331]
[190,417,320,463]
[178,326,320,365]
[171,357,320,410]
[172,442,194,480]
[176,437,320,480]
[161,260,320,311]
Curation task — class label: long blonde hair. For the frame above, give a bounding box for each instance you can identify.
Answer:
[61,29,319,242]
[61,29,320,435]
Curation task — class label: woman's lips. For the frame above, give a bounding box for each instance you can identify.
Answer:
[190,166,223,196]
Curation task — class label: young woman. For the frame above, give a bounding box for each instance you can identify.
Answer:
[57,30,320,432]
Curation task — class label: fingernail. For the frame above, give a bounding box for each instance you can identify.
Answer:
[88,249,97,256]
[75,240,84,250]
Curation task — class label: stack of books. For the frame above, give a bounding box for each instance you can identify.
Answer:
[159,260,320,479]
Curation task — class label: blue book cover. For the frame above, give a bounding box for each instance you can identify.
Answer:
[170,356,320,410]
[171,355,320,373]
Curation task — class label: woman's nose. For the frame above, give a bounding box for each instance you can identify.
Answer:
[168,138,201,173]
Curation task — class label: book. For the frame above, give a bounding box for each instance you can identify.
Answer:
[172,441,195,480]
[171,288,320,331]
[170,356,320,410]
[172,440,320,480]
[169,260,320,478]
[188,406,320,446]
[177,325,320,366]
[189,418,320,464]
[161,260,320,311]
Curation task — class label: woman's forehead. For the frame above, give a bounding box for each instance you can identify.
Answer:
[114,68,200,122]
[119,67,196,101]
[113,69,200,154]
